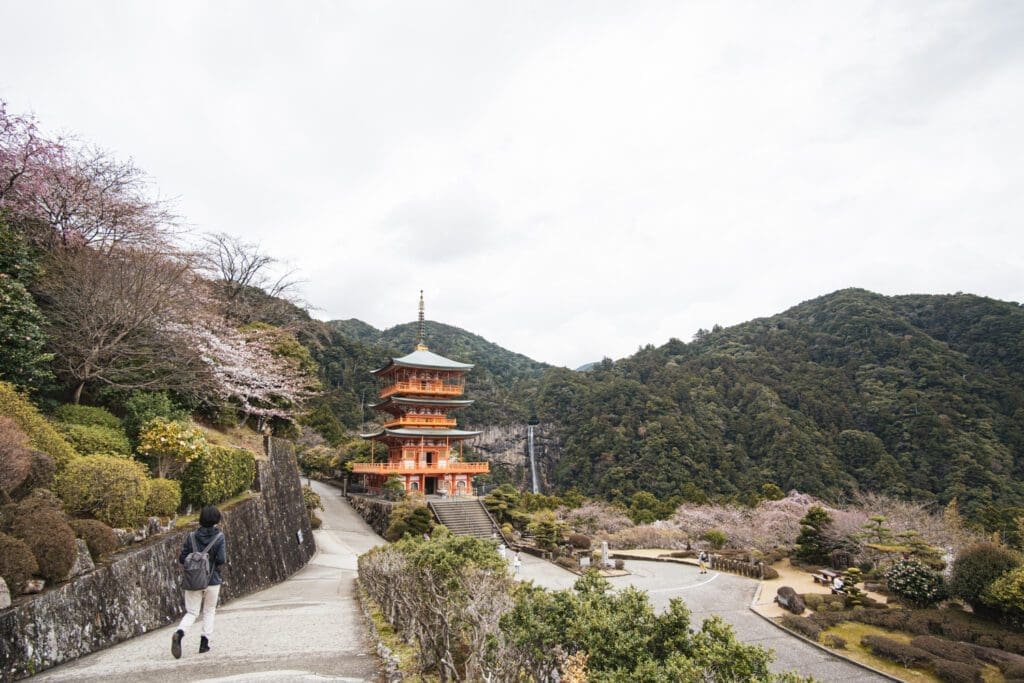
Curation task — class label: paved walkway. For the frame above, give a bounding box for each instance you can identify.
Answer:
[37,481,384,682]
[517,553,886,682]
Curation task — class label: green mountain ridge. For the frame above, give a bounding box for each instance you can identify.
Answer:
[534,288,1024,520]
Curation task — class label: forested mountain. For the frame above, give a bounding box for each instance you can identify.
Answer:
[534,289,1024,523]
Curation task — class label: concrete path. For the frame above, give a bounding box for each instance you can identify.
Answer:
[517,553,886,682]
[37,481,385,683]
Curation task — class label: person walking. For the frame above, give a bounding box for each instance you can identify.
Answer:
[171,506,227,658]
[698,550,709,574]
[513,551,522,576]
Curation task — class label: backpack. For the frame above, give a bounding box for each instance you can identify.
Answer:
[182,531,222,591]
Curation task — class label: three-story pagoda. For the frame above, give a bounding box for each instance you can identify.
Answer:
[353,294,489,496]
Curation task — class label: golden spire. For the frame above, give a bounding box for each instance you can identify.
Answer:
[416,290,429,351]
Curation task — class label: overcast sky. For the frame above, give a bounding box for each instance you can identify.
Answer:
[2,1,1022,368]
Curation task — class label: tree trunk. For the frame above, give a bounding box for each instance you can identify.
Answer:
[72,381,85,404]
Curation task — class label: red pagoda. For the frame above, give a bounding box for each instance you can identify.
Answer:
[353,293,489,496]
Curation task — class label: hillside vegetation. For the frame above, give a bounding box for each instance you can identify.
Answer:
[535,289,1024,526]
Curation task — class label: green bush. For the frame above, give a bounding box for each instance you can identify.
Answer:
[701,529,727,549]
[69,519,118,561]
[57,422,131,456]
[11,508,78,582]
[0,531,38,594]
[886,559,947,608]
[568,533,592,549]
[145,478,181,517]
[0,381,78,467]
[180,445,255,507]
[948,543,1021,611]
[136,418,209,479]
[52,404,121,429]
[298,445,340,478]
[122,391,186,439]
[54,455,152,528]
[981,567,1024,629]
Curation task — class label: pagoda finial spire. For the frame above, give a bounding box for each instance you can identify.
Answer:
[416,290,428,351]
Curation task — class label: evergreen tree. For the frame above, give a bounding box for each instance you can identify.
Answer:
[0,216,52,392]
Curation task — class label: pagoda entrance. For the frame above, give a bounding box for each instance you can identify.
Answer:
[425,477,437,495]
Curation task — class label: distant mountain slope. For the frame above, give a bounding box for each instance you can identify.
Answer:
[326,319,549,425]
[535,289,1024,518]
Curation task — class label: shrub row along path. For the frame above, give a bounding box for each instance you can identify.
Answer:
[517,553,887,682]
[37,480,383,682]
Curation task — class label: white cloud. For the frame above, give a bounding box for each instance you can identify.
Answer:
[1,0,1022,367]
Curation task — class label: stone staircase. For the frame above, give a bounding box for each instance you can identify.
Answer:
[429,499,504,541]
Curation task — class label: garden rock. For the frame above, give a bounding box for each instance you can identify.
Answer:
[0,577,10,609]
[776,586,806,614]
[64,538,95,580]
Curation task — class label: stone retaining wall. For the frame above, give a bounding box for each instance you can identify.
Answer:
[0,437,315,682]
[346,495,395,537]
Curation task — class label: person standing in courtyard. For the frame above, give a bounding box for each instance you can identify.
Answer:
[171,505,227,658]
[698,549,709,574]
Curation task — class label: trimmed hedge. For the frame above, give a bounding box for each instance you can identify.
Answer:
[180,445,255,507]
[932,659,983,683]
[54,454,152,528]
[145,478,181,517]
[0,531,38,594]
[822,634,846,649]
[69,519,118,561]
[11,508,77,582]
[52,404,121,429]
[911,635,977,664]
[0,381,78,467]
[568,533,592,549]
[780,614,821,641]
[12,450,55,499]
[0,416,33,496]
[860,635,931,668]
[57,422,131,456]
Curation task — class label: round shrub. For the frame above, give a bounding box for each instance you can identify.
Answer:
[0,531,38,594]
[822,634,846,649]
[69,519,118,561]
[949,542,1021,610]
[982,566,1024,629]
[762,565,780,580]
[310,512,322,529]
[0,416,33,497]
[11,450,56,499]
[52,404,121,429]
[145,478,181,518]
[54,454,152,528]
[0,381,78,467]
[932,659,984,683]
[57,422,131,456]
[122,391,186,440]
[781,614,821,640]
[136,418,209,479]
[886,559,947,608]
[701,529,727,549]
[568,533,592,550]
[180,445,255,507]
[11,509,77,582]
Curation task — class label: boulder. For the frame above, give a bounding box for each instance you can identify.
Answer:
[775,586,806,614]
[0,577,10,609]
[64,538,96,580]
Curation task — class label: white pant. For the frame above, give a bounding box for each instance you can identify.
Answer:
[178,584,221,639]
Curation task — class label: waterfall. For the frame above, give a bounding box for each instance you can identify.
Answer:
[527,423,539,494]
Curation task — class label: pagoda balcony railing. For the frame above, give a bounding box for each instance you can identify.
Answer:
[351,461,490,475]
[380,381,464,398]
[382,416,458,429]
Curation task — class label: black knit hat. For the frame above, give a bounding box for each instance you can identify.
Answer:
[199,506,222,528]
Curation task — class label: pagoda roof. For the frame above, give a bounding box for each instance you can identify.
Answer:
[372,348,474,374]
[370,396,474,410]
[360,427,482,439]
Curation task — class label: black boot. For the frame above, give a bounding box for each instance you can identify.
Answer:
[199,636,210,654]
[171,630,183,659]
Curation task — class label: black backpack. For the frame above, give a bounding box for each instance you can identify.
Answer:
[182,531,222,591]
